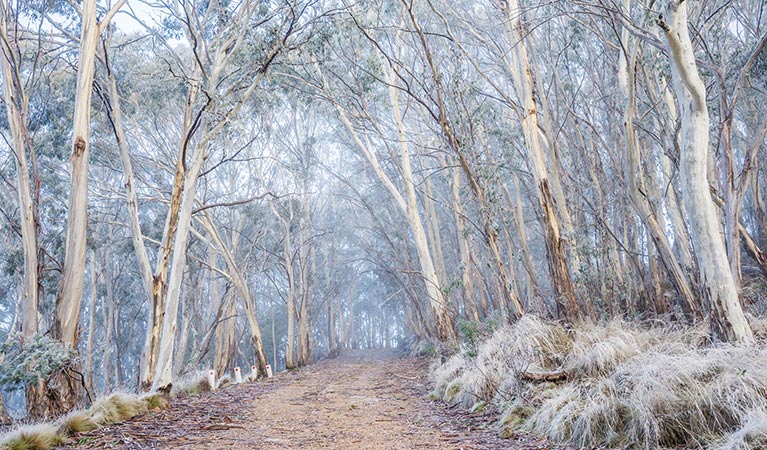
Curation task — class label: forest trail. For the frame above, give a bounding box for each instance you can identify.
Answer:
[65,351,557,449]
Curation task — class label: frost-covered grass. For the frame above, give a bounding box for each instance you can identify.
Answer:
[171,371,213,397]
[0,391,172,449]
[430,315,767,449]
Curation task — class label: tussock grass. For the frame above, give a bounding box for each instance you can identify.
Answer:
[1,424,66,450]
[0,389,172,449]
[57,411,96,434]
[88,392,145,425]
[216,375,233,390]
[142,392,171,410]
[171,371,212,397]
[713,409,767,450]
[432,316,570,408]
[431,315,767,449]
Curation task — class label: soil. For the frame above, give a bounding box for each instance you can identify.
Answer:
[63,350,562,449]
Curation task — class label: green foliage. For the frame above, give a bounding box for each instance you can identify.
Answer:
[0,334,77,388]
[457,320,481,358]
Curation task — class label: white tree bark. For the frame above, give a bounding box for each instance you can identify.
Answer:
[151,142,208,389]
[504,0,579,319]
[55,0,126,345]
[618,3,699,317]
[660,0,753,344]
[199,213,270,377]
[0,2,38,336]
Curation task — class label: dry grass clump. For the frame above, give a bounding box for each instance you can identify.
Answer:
[563,321,656,377]
[142,392,171,410]
[87,392,147,425]
[430,354,467,404]
[745,313,767,339]
[57,411,97,434]
[216,375,233,390]
[0,424,66,450]
[431,316,570,409]
[0,389,172,449]
[171,371,212,397]
[432,316,767,449]
[713,409,767,450]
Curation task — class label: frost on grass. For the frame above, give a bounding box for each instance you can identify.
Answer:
[431,316,767,449]
[431,316,569,409]
[171,370,212,397]
[713,409,767,450]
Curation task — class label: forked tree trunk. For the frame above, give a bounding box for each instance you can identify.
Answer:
[151,135,209,390]
[139,86,198,391]
[660,0,753,344]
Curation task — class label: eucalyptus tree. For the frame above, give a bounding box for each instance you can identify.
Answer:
[310,19,458,341]
[0,0,42,338]
[659,0,754,343]
[55,0,126,349]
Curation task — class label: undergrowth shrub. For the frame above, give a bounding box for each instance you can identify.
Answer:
[431,315,767,449]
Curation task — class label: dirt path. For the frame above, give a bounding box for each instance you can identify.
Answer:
[67,351,555,449]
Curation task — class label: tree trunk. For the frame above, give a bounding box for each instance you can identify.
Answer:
[138,84,199,391]
[503,0,579,320]
[55,0,101,345]
[449,165,480,322]
[0,16,39,336]
[84,251,98,399]
[51,0,125,414]
[506,177,542,299]
[101,259,114,394]
[660,0,753,344]
[151,135,208,390]
[618,31,700,319]
[214,291,236,378]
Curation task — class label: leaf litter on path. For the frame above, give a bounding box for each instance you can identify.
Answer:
[60,350,566,449]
